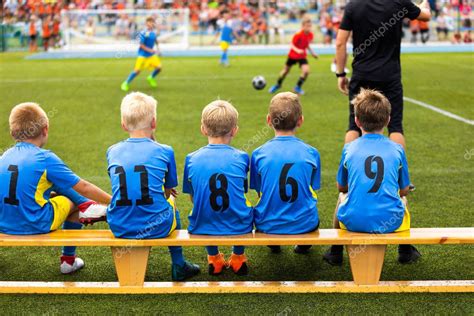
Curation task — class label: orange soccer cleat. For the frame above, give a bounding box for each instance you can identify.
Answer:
[228,253,249,276]
[207,253,227,275]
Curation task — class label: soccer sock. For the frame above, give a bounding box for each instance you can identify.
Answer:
[151,68,161,78]
[126,71,138,84]
[296,76,306,88]
[62,221,83,256]
[168,246,185,266]
[232,246,245,255]
[221,50,228,63]
[51,186,89,206]
[206,246,219,256]
[277,75,285,86]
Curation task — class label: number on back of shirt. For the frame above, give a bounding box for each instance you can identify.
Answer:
[115,165,154,206]
[209,173,229,212]
[279,163,298,203]
[4,165,19,206]
[364,156,384,193]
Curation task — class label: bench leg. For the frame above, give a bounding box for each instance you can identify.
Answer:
[111,246,151,286]
[347,245,386,285]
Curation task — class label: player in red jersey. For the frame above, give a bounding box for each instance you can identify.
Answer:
[269,15,318,95]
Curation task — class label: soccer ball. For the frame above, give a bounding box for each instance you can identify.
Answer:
[252,76,266,90]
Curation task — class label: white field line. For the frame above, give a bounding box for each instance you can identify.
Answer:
[404,97,474,126]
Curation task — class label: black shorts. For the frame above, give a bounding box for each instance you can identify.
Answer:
[286,58,308,67]
[348,78,404,134]
[30,34,37,41]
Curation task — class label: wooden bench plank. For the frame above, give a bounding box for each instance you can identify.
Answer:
[0,228,472,247]
[0,281,472,294]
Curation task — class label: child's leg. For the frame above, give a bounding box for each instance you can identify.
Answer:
[168,209,185,266]
[125,70,140,84]
[51,186,87,256]
[221,48,228,64]
[296,64,310,89]
[232,246,245,255]
[206,245,226,275]
[151,67,161,78]
[323,193,346,265]
[206,246,219,255]
[276,65,291,86]
[229,246,248,275]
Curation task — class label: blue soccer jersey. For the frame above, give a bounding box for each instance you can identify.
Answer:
[336,134,411,233]
[138,30,157,57]
[0,142,80,234]
[107,138,178,239]
[220,22,233,43]
[250,136,321,234]
[183,144,253,235]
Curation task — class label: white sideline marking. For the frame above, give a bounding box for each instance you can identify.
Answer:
[404,97,474,126]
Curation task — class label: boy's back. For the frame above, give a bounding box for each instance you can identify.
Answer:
[251,136,321,234]
[184,144,252,235]
[337,134,410,233]
[107,138,177,239]
[0,142,79,234]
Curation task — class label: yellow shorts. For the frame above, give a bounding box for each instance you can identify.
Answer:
[49,196,72,231]
[166,197,178,236]
[134,55,161,71]
[338,194,411,233]
[220,41,230,50]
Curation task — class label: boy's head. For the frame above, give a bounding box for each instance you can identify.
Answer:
[201,100,238,138]
[145,16,156,29]
[121,92,157,133]
[353,88,391,133]
[222,9,230,20]
[302,14,312,32]
[9,102,49,145]
[268,92,303,132]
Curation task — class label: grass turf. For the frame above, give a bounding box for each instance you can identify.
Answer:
[0,52,473,315]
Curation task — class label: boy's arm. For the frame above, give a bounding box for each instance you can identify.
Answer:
[335,29,351,95]
[181,155,193,203]
[307,45,318,59]
[414,0,431,21]
[73,179,111,204]
[139,44,155,54]
[249,153,261,197]
[336,147,349,193]
[398,149,411,197]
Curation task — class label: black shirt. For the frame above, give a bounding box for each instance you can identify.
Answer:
[340,0,421,81]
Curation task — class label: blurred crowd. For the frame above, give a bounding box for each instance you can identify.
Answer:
[1,0,473,52]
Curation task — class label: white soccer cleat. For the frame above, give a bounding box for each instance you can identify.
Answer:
[78,201,107,225]
[60,256,85,275]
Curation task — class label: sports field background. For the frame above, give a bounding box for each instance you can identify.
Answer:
[0,52,473,314]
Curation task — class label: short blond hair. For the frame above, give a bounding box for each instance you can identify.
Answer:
[9,102,49,141]
[353,89,391,132]
[201,100,238,137]
[302,14,312,24]
[121,92,157,131]
[269,92,302,131]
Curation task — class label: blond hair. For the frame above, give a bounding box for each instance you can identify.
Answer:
[121,92,157,131]
[302,14,312,24]
[9,102,49,141]
[201,100,238,137]
[269,92,302,131]
[353,88,391,132]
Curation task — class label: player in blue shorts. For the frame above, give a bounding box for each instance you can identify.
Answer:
[106,92,200,281]
[213,10,239,66]
[121,17,162,92]
[323,89,420,266]
[183,100,253,276]
[0,103,111,274]
[250,92,321,254]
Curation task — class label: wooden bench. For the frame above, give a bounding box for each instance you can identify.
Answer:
[0,228,472,294]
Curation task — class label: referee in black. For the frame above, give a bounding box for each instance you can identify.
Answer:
[325,1,431,265]
[336,0,431,147]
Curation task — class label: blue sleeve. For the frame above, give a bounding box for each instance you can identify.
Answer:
[45,152,80,189]
[398,149,411,189]
[311,150,321,191]
[182,155,193,195]
[249,152,261,192]
[164,148,178,189]
[336,147,348,187]
[243,152,250,193]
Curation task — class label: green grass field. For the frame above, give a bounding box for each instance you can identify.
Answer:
[0,52,473,315]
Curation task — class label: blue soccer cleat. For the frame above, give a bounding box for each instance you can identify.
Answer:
[294,86,305,95]
[171,261,200,281]
[269,84,281,94]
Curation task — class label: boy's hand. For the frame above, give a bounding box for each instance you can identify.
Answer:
[170,188,179,198]
[312,52,319,59]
